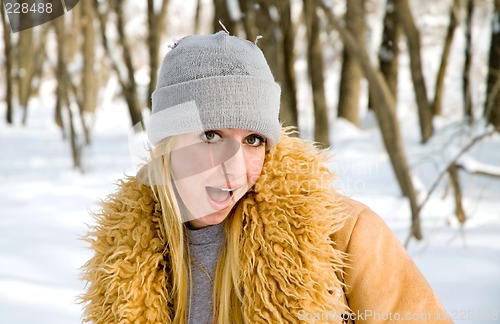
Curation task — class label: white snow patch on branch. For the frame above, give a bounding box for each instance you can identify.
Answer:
[458,154,500,177]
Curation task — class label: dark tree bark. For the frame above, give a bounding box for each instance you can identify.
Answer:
[68,4,81,60]
[54,17,82,171]
[1,6,13,124]
[82,0,97,116]
[432,0,460,116]
[94,0,144,128]
[113,0,143,127]
[147,0,169,110]
[279,1,299,131]
[54,18,68,132]
[485,0,500,129]
[463,0,474,123]
[304,0,329,146]
[17,28,34,125]
[239,0,299,129]
[213,0,236,33]
[448,163,466,224]
[320,1,422,240]
[376,0,400,109]
[398,0,433,143]
[337,0,365,126]
[17,26,48,125]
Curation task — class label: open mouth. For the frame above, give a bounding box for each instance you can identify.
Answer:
[205,186,236,203]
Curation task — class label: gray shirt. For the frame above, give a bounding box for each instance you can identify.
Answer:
[187,223,225,324]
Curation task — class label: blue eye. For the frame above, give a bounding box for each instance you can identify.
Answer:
[201,131,221,143]
[245,134,265,147]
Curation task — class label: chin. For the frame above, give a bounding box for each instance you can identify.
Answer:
[189,209,230,229]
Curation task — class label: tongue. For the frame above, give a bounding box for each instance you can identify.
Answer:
[206,187,231,203]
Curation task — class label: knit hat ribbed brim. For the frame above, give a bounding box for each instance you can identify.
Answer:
[147,31,281,147]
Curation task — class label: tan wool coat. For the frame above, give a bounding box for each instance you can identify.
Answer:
[81,134,453,323]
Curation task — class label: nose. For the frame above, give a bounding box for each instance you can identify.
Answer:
[221,143,247,184]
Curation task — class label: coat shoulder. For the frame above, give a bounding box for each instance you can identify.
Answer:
[329,195,373,253]
[329,196,454,323]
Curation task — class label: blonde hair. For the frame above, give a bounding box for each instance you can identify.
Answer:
[147,136,246,323]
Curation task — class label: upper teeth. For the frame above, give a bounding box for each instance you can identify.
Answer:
[219,188,234,192]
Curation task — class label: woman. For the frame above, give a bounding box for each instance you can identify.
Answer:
[81,31,452,323]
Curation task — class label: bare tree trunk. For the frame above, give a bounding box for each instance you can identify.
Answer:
[304,0,329,147]
[485,0,500,129]
[29,27,48,98]
[68,4,81,60]
[320,1,422,240]
[113,0,143,127]
[94,0,143,128]
[372,0,400,112]
[147,0,169,110]
[1,6,13,124]
[68,68,91,146]
[15,23,49,125]
[279,1,299,131]
[448,163,466,224]
[432,0,460,116]
[194,0,202,33]
[239,0,299,129]
[54,86,65,134]
[463,0,474,123]
[65,82,82,171]
[17,28,34,125]
[68,4,93,147]
[54,18,69,132]
[51,19,64,132]
[213,0,236,33]
[337,0,365,126]
[82,0,97,118]
[398,0,433,143]
[54,17,82,170]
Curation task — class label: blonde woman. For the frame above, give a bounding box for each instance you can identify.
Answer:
[81,31,452,323]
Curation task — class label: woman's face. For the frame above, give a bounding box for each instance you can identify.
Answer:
[170,128,266,229]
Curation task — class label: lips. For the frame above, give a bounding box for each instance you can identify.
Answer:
[205,185,243,211]
[205,186,235,202]
[205,186,235,210]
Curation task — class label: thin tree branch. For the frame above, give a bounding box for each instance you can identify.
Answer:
[418,129,497,213]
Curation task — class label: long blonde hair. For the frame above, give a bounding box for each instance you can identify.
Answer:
[147,136,246,323]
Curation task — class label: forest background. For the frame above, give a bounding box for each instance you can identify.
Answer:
[1,0,500,322]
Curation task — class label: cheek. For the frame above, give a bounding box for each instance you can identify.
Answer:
[171,144,211,180]
[244,150,265,186]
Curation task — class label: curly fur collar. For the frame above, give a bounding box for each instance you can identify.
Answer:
[82,133,351,323]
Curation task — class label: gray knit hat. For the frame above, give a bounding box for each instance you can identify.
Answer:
[147,31,281,147]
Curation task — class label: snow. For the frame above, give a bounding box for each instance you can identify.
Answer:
[2,93,499,323]
[0,97,135,324]
[459,153,500,177]
[1,2,500,323]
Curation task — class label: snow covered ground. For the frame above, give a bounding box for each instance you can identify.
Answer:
[1,90,499,323]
